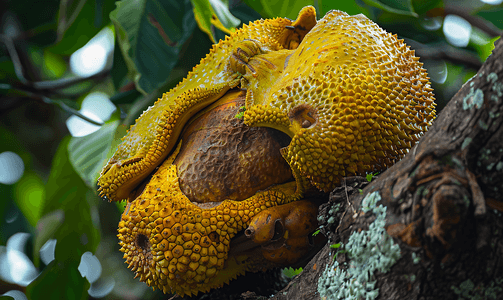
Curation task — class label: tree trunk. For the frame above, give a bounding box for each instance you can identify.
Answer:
[272,36,503,300]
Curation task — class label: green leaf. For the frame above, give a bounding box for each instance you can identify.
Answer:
[42,137,99,236]
[471,31,499,62]
[0,57,16,81]
[318,0,364,16]
[480,36,500,62]
[68,120,120,188]
[26,260,89,300]
[111,39,129,90]
[14,171,45,227]
[476,7,503,31]
[230,2,264,23]
[109,89,143,104]
[282,266,303,278]
[0,126,38,243]
[191,0,240,42]
[27,137,100,300]
[259,0,315,20]
[411,0,442,16]
[330,243,341,249]
[361,0,418,17]
[235,105,246,119]
[209,0,241,28]
[366,172,378,182]
[191,0,217,42]
[33,210,65,267]
[42,50,67,78]
[241,0,269,18]
[50,0,117,55]
[110,0,196,94]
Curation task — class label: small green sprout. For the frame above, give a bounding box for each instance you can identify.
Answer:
[330,243,342,249]
[366,172,379,182]
[235,106,246,119]
[312,229,321,236]
[330,243,347,260]
[283,267,303,278]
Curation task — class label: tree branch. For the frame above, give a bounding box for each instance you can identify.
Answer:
[272,35,503,300]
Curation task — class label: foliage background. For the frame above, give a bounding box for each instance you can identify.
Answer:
[0,0,501,299]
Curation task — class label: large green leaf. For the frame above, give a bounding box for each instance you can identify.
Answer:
[110,0,196,94]
[0,126,36,244]
[111,38,130,90]
[411,0,442,16]
[230,2,264,23]
[68,119,120,188]
[362,0,418,17]
[209,0,241,29]
[191,0,218,42]
[318,0,364,16]
[191,0,240,42]
[26,137,100,299]
[32,210,64,267]
[477,7,503,30]
[26,260,88,300]
[242,1,364,25]
[240,0,269,18]
[14,171,45,227]
[50,0,117,55]
[257,0,316,20]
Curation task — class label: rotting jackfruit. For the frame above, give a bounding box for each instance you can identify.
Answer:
[99,6,436,296]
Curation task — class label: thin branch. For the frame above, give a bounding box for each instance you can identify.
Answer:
[404,39,483,70]
[444,5,502,38]
[32,68,110,91]
[1,34,110,92]
[8,87,104,126]
[0,34,30,85]
[17,22,56,40]
[40,95,104,126]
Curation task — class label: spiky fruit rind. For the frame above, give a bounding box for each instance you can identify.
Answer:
[98,7,318,202]
[113,6,437,297]
[243,10,436,191]
[118,153,298,296]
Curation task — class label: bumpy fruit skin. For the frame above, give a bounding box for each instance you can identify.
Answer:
[117,113,299,295]
[98,6,317,202]
[118,90,317,296]
[241,10,435,193]
[108,5,436,297]
[174,89,293,203]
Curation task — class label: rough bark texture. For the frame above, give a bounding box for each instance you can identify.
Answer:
[185,36,503,300]
[271,35,503,300]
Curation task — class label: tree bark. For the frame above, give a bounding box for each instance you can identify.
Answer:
[272,36,503,300]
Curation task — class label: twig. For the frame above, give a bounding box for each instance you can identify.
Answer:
[0,34,29,85]
[444,6,502,38]
[343,177,356,217]
[404,39,483,70]
[8,87,104,126]
[32,69,110,91]
[1,34,110,92]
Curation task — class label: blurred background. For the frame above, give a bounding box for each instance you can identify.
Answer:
[0,0,501,299]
